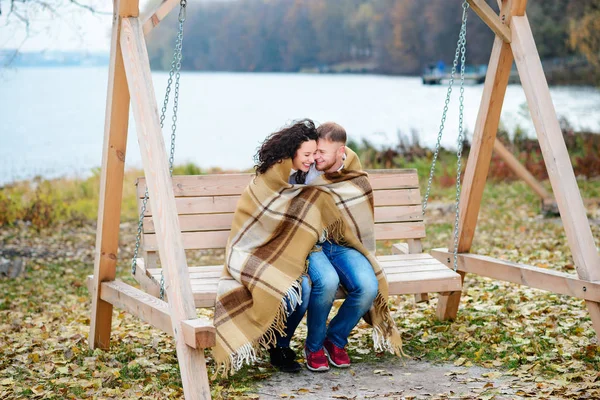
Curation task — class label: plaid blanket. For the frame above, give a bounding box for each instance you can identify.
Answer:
[213,149,403,376]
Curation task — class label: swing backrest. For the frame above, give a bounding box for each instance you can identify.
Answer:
[136,169,425,267]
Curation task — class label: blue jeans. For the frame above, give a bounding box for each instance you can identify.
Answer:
[276,275,311,347]
[305,241,378,352]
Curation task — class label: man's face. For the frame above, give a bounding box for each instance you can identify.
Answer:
[315,139,344,173]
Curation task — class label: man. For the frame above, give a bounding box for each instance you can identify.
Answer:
[302,122,379,371]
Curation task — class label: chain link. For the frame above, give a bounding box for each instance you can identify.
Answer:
[422,0,469,272]
[131,0,187,301]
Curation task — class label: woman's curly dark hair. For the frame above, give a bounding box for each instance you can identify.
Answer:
[254,119,318,176]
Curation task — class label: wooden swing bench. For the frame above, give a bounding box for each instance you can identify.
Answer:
[132,170,462,306]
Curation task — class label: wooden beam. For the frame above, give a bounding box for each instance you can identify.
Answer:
[182,319,216,349]
[431,249,600,302]
[142,0,179,36]
[96,280,215,348]
[453,38,514,254]
[493,139,553,201]
[89,0,139,351]
[101,280,173,334]
[511,16,600,282]
[511,15,600,341]
[436,0,526,321]
[468,0,511,43]
[120,17,211,399]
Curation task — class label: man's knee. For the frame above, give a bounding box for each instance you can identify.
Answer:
[355,277,378,309]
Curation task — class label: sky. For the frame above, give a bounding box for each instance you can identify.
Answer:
[0,0,154,52]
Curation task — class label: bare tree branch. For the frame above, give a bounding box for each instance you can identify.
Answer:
[69,0,111,15]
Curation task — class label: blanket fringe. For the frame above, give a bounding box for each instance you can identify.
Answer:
[324,218,346,245]
[371,294,406,357]
[214,276,305,378]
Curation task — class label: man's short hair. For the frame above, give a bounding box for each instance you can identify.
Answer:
[317,122,346,144]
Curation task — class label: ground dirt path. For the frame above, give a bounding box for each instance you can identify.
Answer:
[251,359,523,399]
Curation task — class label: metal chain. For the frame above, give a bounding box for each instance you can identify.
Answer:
[131,0,187,301]
[421,1,469,272]
[452,2,469,272]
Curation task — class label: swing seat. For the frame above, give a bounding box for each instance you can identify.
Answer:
[133,169,462,306]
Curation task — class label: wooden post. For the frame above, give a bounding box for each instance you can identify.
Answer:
[89,0,139,350]
[436,0,525,321]
[120,17,211,399]
[511,15,600,339]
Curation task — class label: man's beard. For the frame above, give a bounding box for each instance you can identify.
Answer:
[316,159,336,172]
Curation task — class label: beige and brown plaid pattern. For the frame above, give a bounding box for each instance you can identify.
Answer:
[213,149,403,376]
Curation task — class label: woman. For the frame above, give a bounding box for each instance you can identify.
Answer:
[253,119,318,372]
[213,119,319,375]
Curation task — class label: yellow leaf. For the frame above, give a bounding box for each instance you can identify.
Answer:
[453,357,466,366]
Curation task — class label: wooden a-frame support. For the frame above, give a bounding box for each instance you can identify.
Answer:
[434,0,600,340]
[88,0,599,398]
[88,0,213,399]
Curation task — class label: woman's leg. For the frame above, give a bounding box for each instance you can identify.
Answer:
[270,275,311,373]
[277,275,311,347]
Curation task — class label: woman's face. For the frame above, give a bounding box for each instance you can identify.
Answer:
[292,140,317,172]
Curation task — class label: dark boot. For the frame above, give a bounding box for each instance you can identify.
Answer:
[268,346,302,373]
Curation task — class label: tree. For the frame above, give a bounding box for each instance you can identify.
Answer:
[0,0,110,64]
[568,2,600,68]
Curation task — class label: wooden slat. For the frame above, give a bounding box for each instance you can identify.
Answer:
[162,262,462,308]
[140,188,422,216]
[374,221,426,241]
[387,270,462,295]
[147,261,446,283]
[89,0,139,352]
[143,230,230,251]
[431,249,600,302]
[367,170,419,189]
[136,174,255,197]
[136,170,419,198]
[141,221,426,251]
[467,0,511,43]
[120,17,210,399]
[141,205,424,233]
[142,195,242,215]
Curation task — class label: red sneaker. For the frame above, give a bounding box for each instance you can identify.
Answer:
[303,347,330,372]
[324,338,351,368]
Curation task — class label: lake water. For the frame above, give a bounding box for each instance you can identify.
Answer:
[1,67,599,185]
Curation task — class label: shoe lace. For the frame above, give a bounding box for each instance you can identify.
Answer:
[310,348,326,360]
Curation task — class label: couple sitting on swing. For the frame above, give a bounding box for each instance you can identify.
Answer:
[213,119,403,376]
